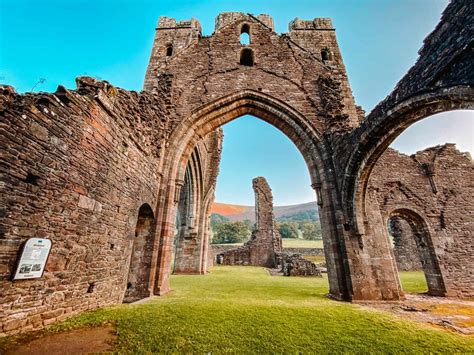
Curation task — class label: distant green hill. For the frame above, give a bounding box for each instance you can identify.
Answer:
[211,201,319,222]
[210,213,230,223]
[277,209,318,222]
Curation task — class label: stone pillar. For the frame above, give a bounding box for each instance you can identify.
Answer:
[219,177,282,267]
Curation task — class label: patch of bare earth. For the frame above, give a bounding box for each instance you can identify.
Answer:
[6,326,116,355]
[358,294,474,335]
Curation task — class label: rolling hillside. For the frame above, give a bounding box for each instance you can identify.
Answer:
[211,201,319,222]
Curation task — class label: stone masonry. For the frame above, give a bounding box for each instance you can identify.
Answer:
[173,129,223,274]
[281,254,322,277]
[388,217,422,271]
[218,177,282,267]
[369,145,474,296]
[0,1,473,336]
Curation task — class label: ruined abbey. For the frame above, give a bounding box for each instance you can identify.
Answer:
[0,0,472,336]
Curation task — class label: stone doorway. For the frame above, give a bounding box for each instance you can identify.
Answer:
[124,204,155,303]
[388,209,446,297]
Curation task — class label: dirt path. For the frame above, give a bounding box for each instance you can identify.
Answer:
[6,326,116,355]
[358,294,474,335]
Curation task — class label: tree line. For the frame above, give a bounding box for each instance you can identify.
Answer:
[210,213,322,244]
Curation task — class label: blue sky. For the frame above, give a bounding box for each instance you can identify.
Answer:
[1,0,472,205]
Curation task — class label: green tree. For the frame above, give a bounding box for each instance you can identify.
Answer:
[278,221,299,239]
[212,221,251,244]
[243,219,255,231]
[210,213,229,229]
[300,221,322,240]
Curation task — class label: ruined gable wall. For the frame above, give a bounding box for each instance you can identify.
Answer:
[334,1,473,206]
[144,13,360,135]
[369,144,474,297]
[0,77,170,335]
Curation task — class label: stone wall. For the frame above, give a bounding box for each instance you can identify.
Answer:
[210,245,324,264]
[0,78,171,334]
[173,130,223,274]
[281,254,322,277]
[1,2,472,336]
[388,217,422,271]
[218,177,282,268]
[369,145,474,296]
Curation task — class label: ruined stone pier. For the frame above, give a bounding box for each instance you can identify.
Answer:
[218,177,282,267]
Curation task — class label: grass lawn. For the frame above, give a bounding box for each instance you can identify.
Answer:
[7,266,471,353]
[282,238,324,248]
[400,271,429,294]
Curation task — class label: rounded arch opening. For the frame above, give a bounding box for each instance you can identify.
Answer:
[166,44,173,57]
[344,89,474,236]
[124,203,156,303]
[386,208,446,296]
[240,23,250,45]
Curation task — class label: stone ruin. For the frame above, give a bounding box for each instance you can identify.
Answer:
[0,1,473,336]
[217,177,282,267]
[369,144,474,296]
[216,177,323,277]
[280,254,322,277]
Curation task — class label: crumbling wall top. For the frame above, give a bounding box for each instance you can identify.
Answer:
[289,18,334,31]
[215,12,274,31]
[157,16,202,32]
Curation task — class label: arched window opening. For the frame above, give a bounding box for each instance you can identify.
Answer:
[240,48,254,66]
[240,24,250,45]
[321,49,330,61]
[166,45,173,57]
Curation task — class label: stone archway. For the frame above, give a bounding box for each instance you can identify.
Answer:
[3,1,474,336]
[344,90,474,239]
[386,208,446,296]
[152,90,352,301]
[124,203,156,303]
[335,0,474,299]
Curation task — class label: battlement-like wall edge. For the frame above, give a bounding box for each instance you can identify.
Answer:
[289,18,334,31]
[157,16,202,32]
[215,12,275,31]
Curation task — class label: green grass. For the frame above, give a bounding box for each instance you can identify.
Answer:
[399,270,429,294]
[282,238,324,248]
[304,255,326,263]
[7,266,471,353]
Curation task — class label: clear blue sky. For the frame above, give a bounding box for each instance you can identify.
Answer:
[1,0,472,205]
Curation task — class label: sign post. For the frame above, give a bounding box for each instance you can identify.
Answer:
[13,238,52,280]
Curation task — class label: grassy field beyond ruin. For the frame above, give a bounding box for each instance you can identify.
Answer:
[3,267,473,353]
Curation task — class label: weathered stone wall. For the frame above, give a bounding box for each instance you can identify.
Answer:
[211,244,324,260]
[144,12,360,134]
[388,217,422,271]
[369,145,474,296]
[174,130,222,274]
[281,254,322,277]
[333,0,474,300]
[218,177,282,267]
[1,1,472,336]
[0,78,171,334]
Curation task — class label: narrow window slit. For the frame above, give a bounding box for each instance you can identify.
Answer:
[240,48,254,66]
